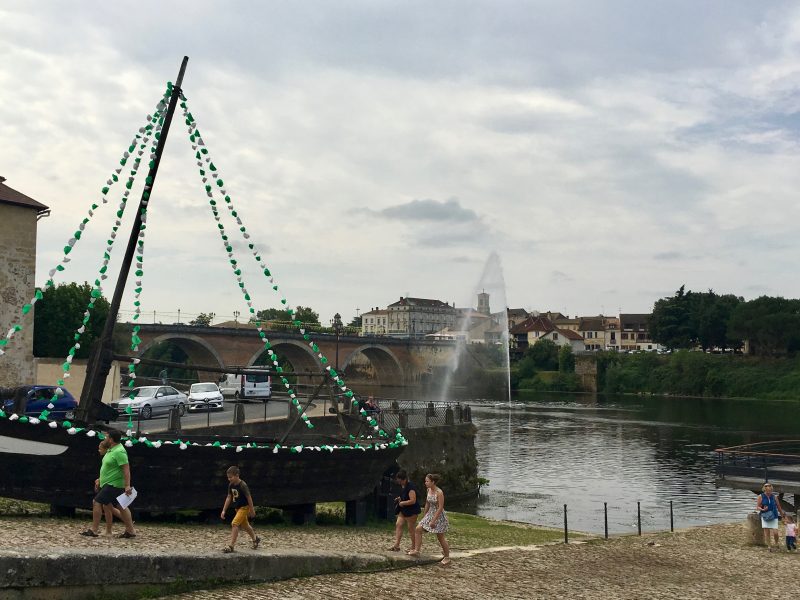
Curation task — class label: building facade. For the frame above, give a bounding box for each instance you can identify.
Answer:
[619,313,661,352]
[0,177,49,386]
[361,297,458,338]
[361,308,390,335]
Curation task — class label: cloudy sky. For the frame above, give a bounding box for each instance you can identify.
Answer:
[3,1,800,326]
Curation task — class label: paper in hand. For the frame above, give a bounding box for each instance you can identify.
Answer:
[116,487,137,509]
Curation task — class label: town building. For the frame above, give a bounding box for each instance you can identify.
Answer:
[0,177,49,386]
[506,308,530,330]
[361,308,390,335]
[619,313,661,352]
[361,297,458,338]
[510,314,587,354]
[577,315,620,351]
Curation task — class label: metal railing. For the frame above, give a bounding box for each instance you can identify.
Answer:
[715,440,800,482]
[358,397,472,430]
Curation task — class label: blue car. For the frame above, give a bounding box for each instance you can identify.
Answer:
[2,386,78,420]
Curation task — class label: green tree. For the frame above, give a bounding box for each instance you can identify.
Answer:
[649,285,695,349]
[348,315,362,328]
[558,344,575,372]
[189,312,215,327]
[255,306,320,324]
[694,291,742,351]
[33,282,110,358]
[138,341,197,384]
[526,339,559,371]
[728,296,800,356]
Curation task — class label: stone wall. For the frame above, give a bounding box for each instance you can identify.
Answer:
[575,354,598,392]
[398,422,479,499]
[0,203,38,386]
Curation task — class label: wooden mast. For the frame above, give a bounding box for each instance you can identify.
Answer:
[76,56,189,424]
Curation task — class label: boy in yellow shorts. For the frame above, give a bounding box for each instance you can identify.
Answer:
[220,465,261,553]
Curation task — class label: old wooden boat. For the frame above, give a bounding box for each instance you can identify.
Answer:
[0,56,405,513]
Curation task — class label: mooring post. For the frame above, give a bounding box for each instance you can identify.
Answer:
[563,504,568,544]
[604,501,608,539]
[233,403,245,424]
[670,500,674,532]
[637,501,642,536]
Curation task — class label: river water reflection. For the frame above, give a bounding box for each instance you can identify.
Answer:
[463,392,797,534]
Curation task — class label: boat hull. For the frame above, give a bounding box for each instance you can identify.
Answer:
[0,418,401,511]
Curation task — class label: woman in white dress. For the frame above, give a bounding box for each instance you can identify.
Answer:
[408,473,450,566]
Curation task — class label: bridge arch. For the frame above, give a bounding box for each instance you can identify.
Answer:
[137,333,225,383]
[341,344,405,386]
[247,339,321,388]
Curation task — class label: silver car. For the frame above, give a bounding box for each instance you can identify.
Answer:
[112,386,187,420]
[187,382,224,412]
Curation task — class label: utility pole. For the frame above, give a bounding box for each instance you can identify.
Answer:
[331,312,343,370]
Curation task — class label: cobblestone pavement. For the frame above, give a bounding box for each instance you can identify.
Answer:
[159,523,800,600]
[5,515,800,599]
[0,515,394,555]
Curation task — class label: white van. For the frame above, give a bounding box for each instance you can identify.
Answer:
[218,373,271,400]
[218,374,243,398]
[242,373,271,400]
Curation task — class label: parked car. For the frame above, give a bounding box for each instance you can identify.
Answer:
[110,386,187,420]
[2,386,77,420]
[187,382,224,412]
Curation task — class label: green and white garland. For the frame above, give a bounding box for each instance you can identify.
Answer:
[0,407,407,452]
[123,86,171,432]
[0,87,170,360]
[179,97,391,439]
[0,81,408,451]
[31,89,171,423]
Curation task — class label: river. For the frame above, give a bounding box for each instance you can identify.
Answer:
[460,391,797,534]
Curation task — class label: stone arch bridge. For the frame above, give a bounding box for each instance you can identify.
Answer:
[129,324,456,387]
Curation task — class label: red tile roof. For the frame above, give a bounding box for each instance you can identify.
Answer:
[510,316,554,334]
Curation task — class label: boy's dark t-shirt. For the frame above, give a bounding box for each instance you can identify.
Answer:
[229,480,252,509]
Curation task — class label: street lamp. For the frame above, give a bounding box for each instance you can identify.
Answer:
[233,310,240,328]
[331,312,343,370]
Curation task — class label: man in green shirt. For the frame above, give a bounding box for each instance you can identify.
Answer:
[80,430,137,538]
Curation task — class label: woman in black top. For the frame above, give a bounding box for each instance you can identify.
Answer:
[389,470,421,552]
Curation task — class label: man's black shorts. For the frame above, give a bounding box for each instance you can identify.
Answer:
[94,484,124,506]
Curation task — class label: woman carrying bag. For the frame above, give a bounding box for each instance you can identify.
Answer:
[757,482,785,551]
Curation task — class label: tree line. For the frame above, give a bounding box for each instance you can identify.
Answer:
[650,286,800,356]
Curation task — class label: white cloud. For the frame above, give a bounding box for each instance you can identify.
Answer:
[2,1,800,326]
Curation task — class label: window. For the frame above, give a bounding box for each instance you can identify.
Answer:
[621,333,628,340]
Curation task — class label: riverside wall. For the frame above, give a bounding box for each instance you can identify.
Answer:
[397,422,479,499]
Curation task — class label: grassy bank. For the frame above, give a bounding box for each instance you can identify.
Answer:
[599,351,800,400]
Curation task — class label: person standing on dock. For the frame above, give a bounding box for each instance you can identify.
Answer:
[389,470,421,552]
[757,482,785,551]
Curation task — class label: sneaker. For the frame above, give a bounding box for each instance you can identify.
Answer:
[252,535,261,550]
